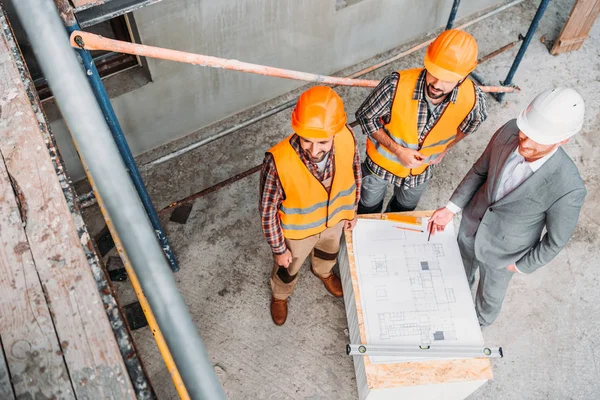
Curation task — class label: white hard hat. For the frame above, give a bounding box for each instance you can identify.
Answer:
[516,88,585,145]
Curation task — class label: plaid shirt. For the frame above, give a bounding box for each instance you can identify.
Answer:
[355,70,488,187]
[259,133,361,255]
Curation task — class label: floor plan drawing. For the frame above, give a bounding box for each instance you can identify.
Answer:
[375,286,388,302]
[370,255,389,276]
[352,218,484,363]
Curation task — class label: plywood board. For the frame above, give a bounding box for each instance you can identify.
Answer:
[342,212,492,391]
[0,11,135,399]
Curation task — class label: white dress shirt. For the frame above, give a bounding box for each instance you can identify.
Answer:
[446,147,558,273]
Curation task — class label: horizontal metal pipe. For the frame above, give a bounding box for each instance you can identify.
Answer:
[160,165,262,214]
[12,1,226,398]
[478,85,520,93]
[477,35,522,64]
[139,0,527,169]
[71,31,381,88]
[139,100,296,171]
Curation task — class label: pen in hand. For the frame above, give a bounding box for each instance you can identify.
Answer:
[427,220,433,242]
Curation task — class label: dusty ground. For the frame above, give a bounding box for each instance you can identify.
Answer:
[76,0,600,398]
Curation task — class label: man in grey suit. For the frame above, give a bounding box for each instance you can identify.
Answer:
[429,88,587,326]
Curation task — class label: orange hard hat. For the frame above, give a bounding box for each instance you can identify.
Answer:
[424,29,478,82]
[291,86,347,139]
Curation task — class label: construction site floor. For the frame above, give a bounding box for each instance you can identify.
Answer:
[77,0,600,398]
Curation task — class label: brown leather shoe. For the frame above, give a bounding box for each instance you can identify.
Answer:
[312,269,343,298]
[271,297,288,326]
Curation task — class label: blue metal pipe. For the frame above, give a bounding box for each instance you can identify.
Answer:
[496,0,551,102]
[66,23,179,272]
[445,0,461,30]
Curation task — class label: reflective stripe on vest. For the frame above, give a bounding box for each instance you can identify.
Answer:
[366,68,476,178]
[268,127,357,240]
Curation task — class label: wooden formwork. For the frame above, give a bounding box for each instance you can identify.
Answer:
[0,8,139,400]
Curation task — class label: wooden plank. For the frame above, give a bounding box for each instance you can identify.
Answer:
[0,342,16,400]
[563,0,598,53]
[558,35,589,47]
[72,0,105,11]
[0,155,75,399]
[0,11,135,400]
[551,0,600,54]
[344,212,493,390]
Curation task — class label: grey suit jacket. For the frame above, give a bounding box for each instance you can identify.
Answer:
[450,119,587,274]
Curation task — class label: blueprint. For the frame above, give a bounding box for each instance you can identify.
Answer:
[352,218,484,364]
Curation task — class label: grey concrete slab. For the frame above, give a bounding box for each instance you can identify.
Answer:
[78,0,600,398]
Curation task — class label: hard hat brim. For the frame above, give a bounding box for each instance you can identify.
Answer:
[293,124,344,140]
[516,111,577,145]
[423,58,466,82]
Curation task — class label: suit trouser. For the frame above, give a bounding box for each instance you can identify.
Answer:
[358,162,429,213]
[270,222,345,300]
[458,231,515,326]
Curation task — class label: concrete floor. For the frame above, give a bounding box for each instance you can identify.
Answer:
[76,0,600,398]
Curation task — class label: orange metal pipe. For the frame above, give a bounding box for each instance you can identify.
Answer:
[70,31,379,88]
[69,31,518,93]
[476,85,520,93]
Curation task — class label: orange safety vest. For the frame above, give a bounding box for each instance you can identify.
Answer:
[268,127,356,240]
[366,68,476,178]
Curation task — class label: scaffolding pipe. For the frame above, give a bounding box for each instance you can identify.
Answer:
[446,0,462,30]
[138,0,527,170]
[72,30,522,95]
[12,1,226,399]
[87,169,190,400]
[496,0,551,102]
[58,0,189,392]
[53,0,180,273]
[71,31,381,88]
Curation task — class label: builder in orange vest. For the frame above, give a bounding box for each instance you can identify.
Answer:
[355,30,488,214]
[260,86,361,326]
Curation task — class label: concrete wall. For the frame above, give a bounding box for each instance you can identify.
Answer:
[50,0,502,180]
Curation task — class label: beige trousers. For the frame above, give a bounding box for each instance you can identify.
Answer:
[270,221,345,300]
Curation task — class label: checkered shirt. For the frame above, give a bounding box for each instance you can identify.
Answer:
[355,70,488,187]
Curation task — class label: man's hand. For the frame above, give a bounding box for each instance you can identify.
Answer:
[370,129,425,168]
[393,146,425,168]
[506,264,518,273]
[427,207,455,236]
[429,148,449,165]
[345,213,358,230]
[274,249,293,268]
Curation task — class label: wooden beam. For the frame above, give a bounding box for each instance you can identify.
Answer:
[558,35,589,47]
[0,153,75,399]
[551,0,600,54]
[0,339,16,400]
[0,9,135,400]
[72,0,105,12]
